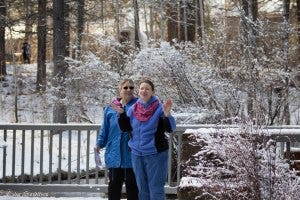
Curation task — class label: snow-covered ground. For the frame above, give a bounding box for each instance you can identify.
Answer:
[0,196,109,200]
[0,188,111,200]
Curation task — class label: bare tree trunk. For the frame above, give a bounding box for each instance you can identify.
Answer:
[24,0,33,41]
[183,0,188,41]
[196,0,205,40]
[143,3,149,40]
[36,0,47,91]
[166,1,178,43]
[133,0,140,48]
[64,1,70,57]
[73,0,85,59]
[178,0,185,42]
[241,0,258,121]
[101,0,105,29]
[0,0,7,78]
[160,0,165,41]
[199,0,204,39]
[252,0,258,21]
[53,0,67,123]
[283,0,291,125]
[195,0,199,39]
[13,65,18,123]
[115,0,120,40]
[179,0,195,42]
[186,1,195,42]
[297,0,300,55]
[297,0,300,66]
[149,4,154,39]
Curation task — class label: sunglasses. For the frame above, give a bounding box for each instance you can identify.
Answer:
[123,86,134,90]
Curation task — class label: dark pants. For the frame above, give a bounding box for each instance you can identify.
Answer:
[22,53,30,64]
[108,168,138,200]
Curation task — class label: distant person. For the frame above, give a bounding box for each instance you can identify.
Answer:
[111,79,176,200]
[96,79,139,200]
[22,42,31,64]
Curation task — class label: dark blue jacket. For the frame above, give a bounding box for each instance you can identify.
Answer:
[96,98,137,168]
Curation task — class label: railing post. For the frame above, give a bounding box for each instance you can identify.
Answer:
[86,130,90,184]
[167,132,173,186]
[40,130,44,183]
[49,130,53,183]
[21,130,25,183]
[2,129,7,183]
[286,142,291,163]
[30,130,34,183]
[12,129,16,183]
[68,130,72,184]
[77,130,81,184]
[177,132,182,186]
[58,131,62,183]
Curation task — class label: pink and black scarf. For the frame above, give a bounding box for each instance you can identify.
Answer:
[133,99,159,122]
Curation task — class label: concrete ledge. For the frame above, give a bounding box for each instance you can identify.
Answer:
[0,183,178,195]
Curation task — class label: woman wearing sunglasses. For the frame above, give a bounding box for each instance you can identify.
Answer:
[111,78,176,200]
[96,79,138,200]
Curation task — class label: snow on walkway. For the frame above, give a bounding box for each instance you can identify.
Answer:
[0,190,111,200]
[0,197,108,200]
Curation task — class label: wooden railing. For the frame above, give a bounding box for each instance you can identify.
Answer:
[0,123,300,196]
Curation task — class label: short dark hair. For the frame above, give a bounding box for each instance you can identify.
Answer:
[139,79,154,91]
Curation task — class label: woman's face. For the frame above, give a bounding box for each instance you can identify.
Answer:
[120,81,135,101]
[139,82,154,103]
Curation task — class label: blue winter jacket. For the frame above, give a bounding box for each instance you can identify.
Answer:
[96,97,137,168]
[119,96,176,156]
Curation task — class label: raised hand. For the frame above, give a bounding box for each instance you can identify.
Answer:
[110,102,125,114]
[163,98,172,117]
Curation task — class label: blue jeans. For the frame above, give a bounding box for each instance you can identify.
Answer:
[131,150,168,200]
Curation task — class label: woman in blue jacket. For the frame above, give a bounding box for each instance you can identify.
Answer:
[96,79,138,200]
[111,79,176,200]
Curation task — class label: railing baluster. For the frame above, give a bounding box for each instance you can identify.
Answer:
[86,130,90,184]
[286,142,291,162]
[58,131,62,183]
[95,166,99,184]
[95,129,99,184]
[167,132,173,186]
[105,167,108,184]
[77,130,81,184]
[21,130,25,183]
[2,129,7,183]
[68,130,72,184]
[177,133,182,186]
[30,130,34,183]
[49,130,53,183]
[40,130,44,183]
[12,130,16,183]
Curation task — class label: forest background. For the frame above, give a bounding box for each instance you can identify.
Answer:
[0,0,300,126]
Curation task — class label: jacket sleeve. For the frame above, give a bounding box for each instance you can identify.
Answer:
[118,112,132,132]
[96,106,109,148]
[163,115,176,133]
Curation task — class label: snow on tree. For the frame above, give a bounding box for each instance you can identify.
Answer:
[178,125,300,199]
